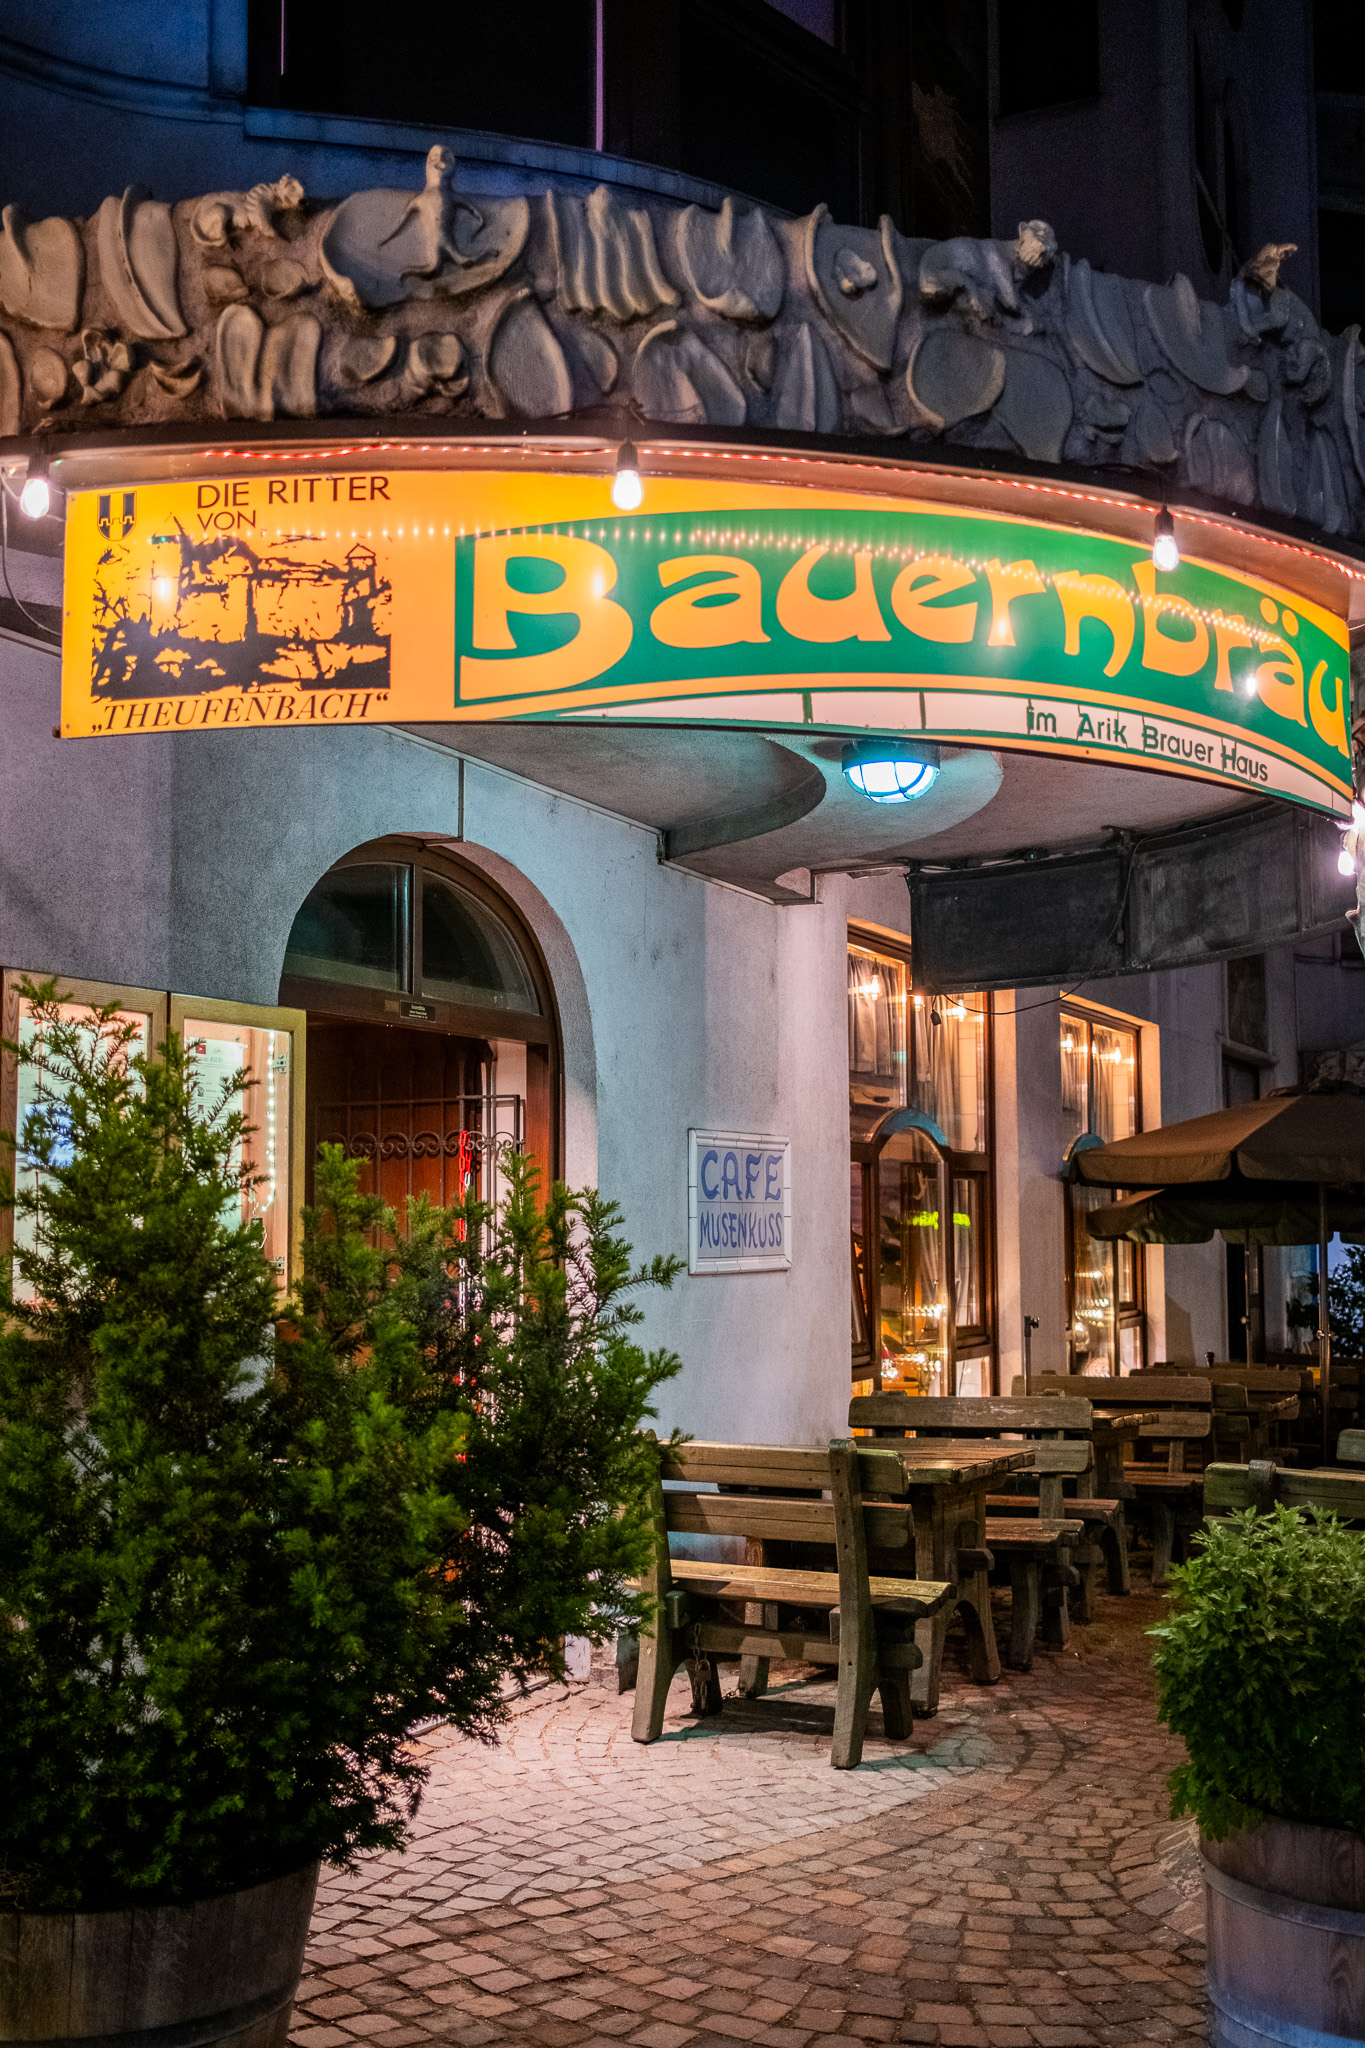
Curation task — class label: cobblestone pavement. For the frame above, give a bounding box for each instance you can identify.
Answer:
[290,1584,1208,2048]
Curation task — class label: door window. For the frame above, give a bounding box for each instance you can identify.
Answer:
[1063,1011,1145,1373]
[849,934,995,1396]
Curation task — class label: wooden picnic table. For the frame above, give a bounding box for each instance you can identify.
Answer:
[854,1437,1035,1715]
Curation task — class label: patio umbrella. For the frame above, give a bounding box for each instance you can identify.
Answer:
[1086,1181,1365,1246]
[1074,1086,1365,1459]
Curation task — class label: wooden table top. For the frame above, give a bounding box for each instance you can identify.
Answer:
[1090,1409,1160,1433]
[877,1440,1036,1487]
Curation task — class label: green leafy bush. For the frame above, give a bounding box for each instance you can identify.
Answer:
[1151,1506,1365,1839]
[0,984,679,1910]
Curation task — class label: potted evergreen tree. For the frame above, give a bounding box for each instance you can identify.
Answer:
[1152,1504,1365,2048]
[1,984,678,2047]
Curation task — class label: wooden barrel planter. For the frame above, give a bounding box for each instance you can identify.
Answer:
[0,1863,318,2048]
[1202,1819,1365,2047]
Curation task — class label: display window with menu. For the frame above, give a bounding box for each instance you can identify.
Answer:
[1062,1008,1146,1374]
[848,934,995,1399]
[1,972,305,1292]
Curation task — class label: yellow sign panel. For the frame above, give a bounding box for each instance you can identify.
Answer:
[61,469,1352,813]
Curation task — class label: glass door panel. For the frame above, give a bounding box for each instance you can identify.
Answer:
[1069,1181,1117,1374]
[877,1138,948,1395]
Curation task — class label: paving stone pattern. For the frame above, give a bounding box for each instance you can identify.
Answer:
[291,1585,1208,2048]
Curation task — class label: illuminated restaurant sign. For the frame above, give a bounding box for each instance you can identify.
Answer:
[61,470,1352,813]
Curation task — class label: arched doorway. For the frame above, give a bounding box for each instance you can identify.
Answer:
[279,838,560,1223]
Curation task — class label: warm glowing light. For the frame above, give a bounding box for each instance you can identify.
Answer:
[153,577,175,602]
[1340,849,1358,877]
[611,439,643,511]
[855,977,882,1000]
[19,450,50,520]
[1152,506,1179,573]
[952,1001,967,1021]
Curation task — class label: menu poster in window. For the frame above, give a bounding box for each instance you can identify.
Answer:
[183,1020,293,1276]
[689,1130,791,1275]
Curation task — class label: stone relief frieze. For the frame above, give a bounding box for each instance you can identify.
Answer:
[2,151,1365,542]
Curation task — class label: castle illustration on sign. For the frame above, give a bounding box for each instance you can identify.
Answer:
[89,528,392,701]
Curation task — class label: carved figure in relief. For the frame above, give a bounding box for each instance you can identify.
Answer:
[190,176,306,247]
[73,328,134,405]
[321,149,529,310]
[919,220,1057,324]
[379,147,485,281]
[2,137,1364,548]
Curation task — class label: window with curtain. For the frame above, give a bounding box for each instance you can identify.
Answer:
[850,934,994,1398]
[1062,1010,1144,1374]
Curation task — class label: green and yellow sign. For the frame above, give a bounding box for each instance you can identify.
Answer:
[61,470,1352,814]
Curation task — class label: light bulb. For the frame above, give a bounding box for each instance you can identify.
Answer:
[1152,507,1179,572]
[19,449,50,520]
[841,741,939,803]
[1340,849,1357,877]
[611,439,643,511]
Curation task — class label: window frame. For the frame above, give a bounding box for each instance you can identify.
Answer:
[848,924,997,1397]
[1061,1004,1147,1374]
[170,993,308,1284]
[1,969,307,1289]
[279,838,557,1049]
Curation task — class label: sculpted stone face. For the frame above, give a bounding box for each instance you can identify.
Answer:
[0,159,1361,544]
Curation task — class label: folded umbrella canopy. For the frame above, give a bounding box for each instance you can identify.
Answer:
[1074,1085,1365,1457]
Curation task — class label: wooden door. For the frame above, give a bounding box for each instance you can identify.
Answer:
[306,1017,502,1219]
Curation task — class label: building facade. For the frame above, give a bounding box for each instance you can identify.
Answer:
[1,2,1361,1444]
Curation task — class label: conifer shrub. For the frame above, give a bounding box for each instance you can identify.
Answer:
[0,984,679,1910]
[1151,1505,1365,1840]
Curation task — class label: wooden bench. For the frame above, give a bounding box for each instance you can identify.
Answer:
[631,1439,954,1768]
[986,1495,1128,1615]
[982,1516,1082,1669]
[1203,1460,1365,1522]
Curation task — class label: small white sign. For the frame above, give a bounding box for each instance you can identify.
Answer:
[688,1129,791,1275]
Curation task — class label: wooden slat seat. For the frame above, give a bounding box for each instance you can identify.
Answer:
[630,1438,955,1768]
[1119,1467,1204,1584]
[982,1515,1081,1671]
[987,1493,1130,1601]
[669,1559,954,1615]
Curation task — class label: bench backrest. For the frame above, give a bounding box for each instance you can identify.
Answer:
[1198,1364,1314,1392]
[1030,1372,1216,1406]
[848,1391,1094,1435]
[658,1439,913,1551]
[1204,1462,1365,1518]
